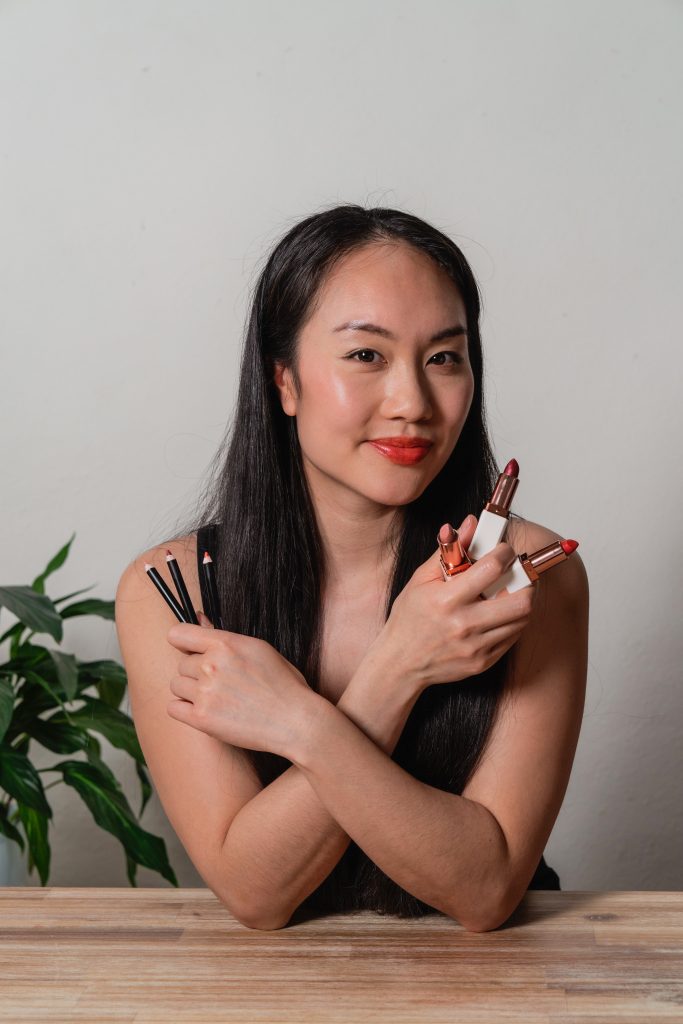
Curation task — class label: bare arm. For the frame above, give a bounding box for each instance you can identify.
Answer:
[284,532,589,935]
[219,640,421,929]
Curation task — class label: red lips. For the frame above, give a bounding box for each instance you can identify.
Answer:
[369,436,433,448]
[368,439,432,465]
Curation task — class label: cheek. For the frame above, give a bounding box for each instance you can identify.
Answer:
[301,367,369,431]
[439,373,475,425]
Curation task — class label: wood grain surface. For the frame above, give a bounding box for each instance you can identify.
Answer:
[0,888,681,1022]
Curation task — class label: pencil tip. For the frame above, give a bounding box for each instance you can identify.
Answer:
[203,550,212,562]
[144,562,153,571]
[165,549,173,560]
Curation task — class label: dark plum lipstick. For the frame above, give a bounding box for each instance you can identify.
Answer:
[468,458,520,559]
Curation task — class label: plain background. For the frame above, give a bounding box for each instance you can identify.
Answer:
[1,0,681,893]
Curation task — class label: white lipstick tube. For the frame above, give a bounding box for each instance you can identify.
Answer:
[468,508,511,560]
[468,466,519,561]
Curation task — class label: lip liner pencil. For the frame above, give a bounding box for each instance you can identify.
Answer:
[165,550,199,625]
[201,549,224,630]
[144,563,189,622]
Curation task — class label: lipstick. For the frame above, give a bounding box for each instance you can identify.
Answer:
[482,538,579,599]
[467,458,520,561]
[438,525,473,581]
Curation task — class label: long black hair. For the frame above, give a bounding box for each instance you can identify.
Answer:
[168,203,513,918]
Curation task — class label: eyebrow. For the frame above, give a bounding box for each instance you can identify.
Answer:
[332,320,468,343]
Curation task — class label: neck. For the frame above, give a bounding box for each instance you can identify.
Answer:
[306,476,403,598]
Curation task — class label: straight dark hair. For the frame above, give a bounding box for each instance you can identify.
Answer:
[168,203,516,918]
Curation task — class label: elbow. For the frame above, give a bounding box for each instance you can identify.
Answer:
[458,903,511,933]
[233,906,292,931]
[463,884,525,933]
[215,888,292,931]
[451,879,518,933]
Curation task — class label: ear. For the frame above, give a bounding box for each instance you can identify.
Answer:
[272,361,297,417]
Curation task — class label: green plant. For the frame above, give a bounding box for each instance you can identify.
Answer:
[0,533,177,887]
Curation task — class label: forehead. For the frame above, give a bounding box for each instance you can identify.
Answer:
[310,241,466,325]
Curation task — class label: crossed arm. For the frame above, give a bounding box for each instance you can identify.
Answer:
[219,639,509,932]
[216,547,588,933]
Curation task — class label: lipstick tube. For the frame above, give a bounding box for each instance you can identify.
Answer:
[468,458,520,561]
[482,539,579,599]
[438,528,473,581]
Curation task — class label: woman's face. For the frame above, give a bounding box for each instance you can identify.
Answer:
[274,240,475,511]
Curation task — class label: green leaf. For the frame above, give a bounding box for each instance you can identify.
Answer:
[135,760,153,817]
[53,585,96,607]
[17,803,51,885]
[23,669,70,717]
[0,587,63,642]
[23,713,89,755]
[31,533,76,594]
[2,641,54,676]
[54,759,177,886]
[61,599,115,622]
[66,697,143,762]
[46,650,79,702]
[126,852,139,887]
[0,801,25,852]
[0,619,23,647]
[77,659,127,707]
[0,676,14,744]
[83,733,107,774]
[0,746,52,817]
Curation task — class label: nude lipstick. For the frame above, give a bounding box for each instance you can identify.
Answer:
[438,525,473,581]
[368,436,433,465]
[468,458,520,560]
[483,538,579,599]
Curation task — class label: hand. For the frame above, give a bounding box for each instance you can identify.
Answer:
[165,611,322,760]
[377,514,536,691]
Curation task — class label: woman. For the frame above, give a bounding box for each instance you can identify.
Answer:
[115,204,589,932]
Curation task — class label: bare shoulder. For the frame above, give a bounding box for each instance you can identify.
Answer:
[116,532,200,624]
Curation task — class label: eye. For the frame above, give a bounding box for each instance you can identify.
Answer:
[429,351,465,367]
[346,349,380,363]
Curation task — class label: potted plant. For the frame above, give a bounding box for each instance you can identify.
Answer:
[0,533,177,887]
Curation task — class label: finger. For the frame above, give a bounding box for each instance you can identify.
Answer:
[167,698,196,724]
[457,514,478,551]
[478,618,528,650]
[447,542,518,603]
[167,622,217,652]
[169,674,196,701]
[470,589,534,632]
[177,654,201,679]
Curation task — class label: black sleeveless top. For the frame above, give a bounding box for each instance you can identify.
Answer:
[196,524,561,908]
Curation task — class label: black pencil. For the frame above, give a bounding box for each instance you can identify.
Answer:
[201,549,224,630]
[144,563,188,622]
[165,550,199,624]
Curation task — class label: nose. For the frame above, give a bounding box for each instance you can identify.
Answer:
[379,364,433,422]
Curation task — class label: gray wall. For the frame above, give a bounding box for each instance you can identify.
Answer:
[2,0,681,892]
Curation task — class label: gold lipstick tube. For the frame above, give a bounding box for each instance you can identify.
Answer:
[438,528,473,581]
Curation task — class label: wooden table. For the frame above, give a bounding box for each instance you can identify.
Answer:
[0,888,681,1021]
